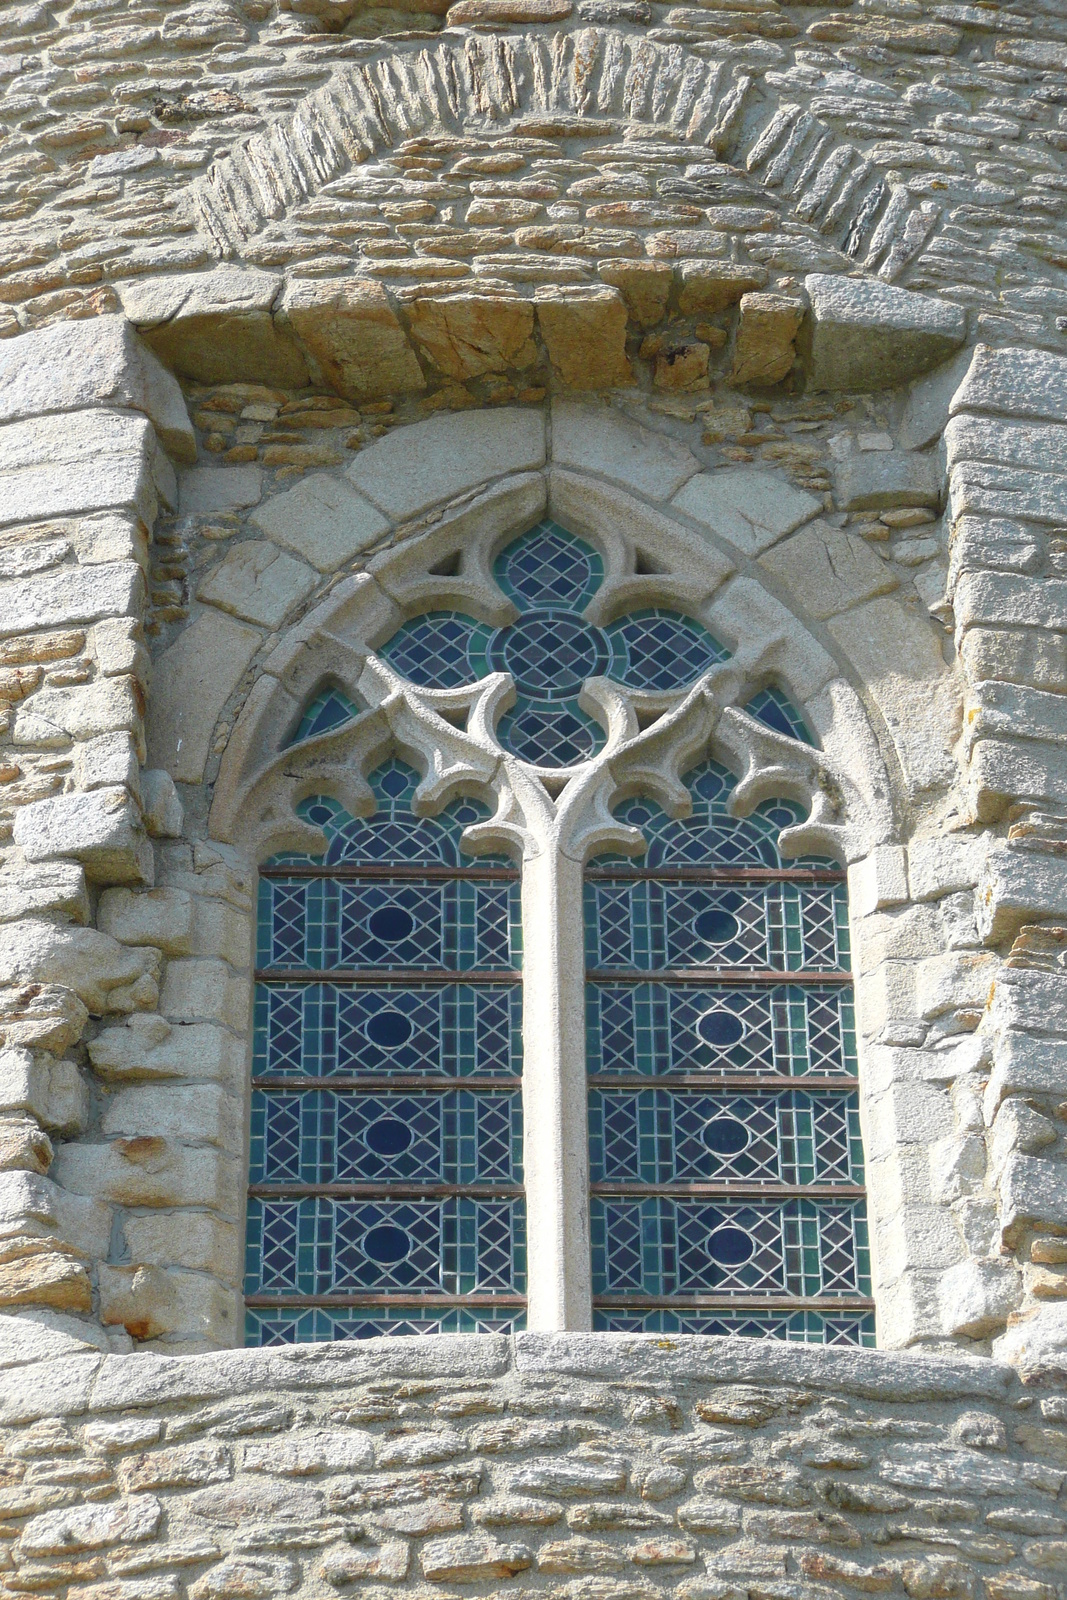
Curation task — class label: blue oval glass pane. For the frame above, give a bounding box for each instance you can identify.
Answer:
[488,611,610,701]
[703,1118,750,1155]
[368,906,416,942]
[697,1009,746,1047]
[362,1224,411,1264]
[365,1010,414,1048]
[707,1226,754,1265]
[364,1118,414,1157]
[606,609,728,691]
[693,908,740,944]
[495,521,603,610]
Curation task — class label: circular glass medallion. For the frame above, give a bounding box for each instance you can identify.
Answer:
[365,1010,414,1049]
[707,1225,754,1266]
[362,1224,411,1264]
[367,906,415,942]
[702,1116,750,1155]
[693,907,741,944]
[697,1009,746,1047]
[365,1118,414,1157]
[488,610,610,700]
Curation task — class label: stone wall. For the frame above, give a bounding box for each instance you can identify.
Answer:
[2,1331,1067,1600]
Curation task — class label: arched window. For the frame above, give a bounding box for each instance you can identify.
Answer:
[244,520,870,1345]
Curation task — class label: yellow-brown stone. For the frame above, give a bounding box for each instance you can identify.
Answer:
[407,295,537,379]
[535,287,632,390]
[731,292,805,386]
[282,279,426,403]
[597,261,672,329]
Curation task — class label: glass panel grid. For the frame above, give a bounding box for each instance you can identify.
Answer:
[588,748,867,1345]
[249,760,526,1338]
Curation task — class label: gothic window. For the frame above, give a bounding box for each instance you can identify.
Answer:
[244,520,871,1346]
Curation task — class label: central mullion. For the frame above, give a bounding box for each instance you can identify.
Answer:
[520,845,592,1331]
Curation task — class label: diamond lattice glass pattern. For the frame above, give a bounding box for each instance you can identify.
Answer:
[287,686,361,746]
[377,521,729,768]
[248,760,524,1345]
[588,751,869,1342]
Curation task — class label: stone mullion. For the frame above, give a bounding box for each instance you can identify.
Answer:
[519,842,593,1332]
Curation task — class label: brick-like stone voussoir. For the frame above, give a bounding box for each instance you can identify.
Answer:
[347,408,546,520]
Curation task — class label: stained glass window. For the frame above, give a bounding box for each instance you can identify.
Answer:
[586,758,872,1345]
[245,760,525,1346]
[247,521,870,1347]
[380,519,728,768]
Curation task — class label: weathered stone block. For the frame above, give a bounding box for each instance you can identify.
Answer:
[408,295,536,379]
[15,1495,161,1557]
[0,412,174,530]
[1000,1153,1067,1242]
[730,293,804,386]
[0,984,89,1055]
[672,468,820,556]
[553,403,697,502]
[535,287,632,389]
[759,520,897,618]
[0,862,89,926]
[0,1250,91,1313]
[0,1049,87,1134]
[849,846,909,918]
[421,1535,531,1581]
[178,467,262,516]
[0,922,159,1016]
[0,562,143,642]
[121,268,308,388]
[282,278,424,401]
[102,1084,240,1149]
[348,409,545,520]
[99,1264,236,1344]
[0,1171,109,1258]
[597,261,672,328]
[951,343,1067,427]
[146,608,262,786]
[13,788,152,886]
[835,450,941,511]
[141,770,184,840]
[242,1428,374,1474]
[802,274,965,391]
[676,263,765,316]
[54,1140,240,1212]
[898,347,974,451]
[197,542,317,630]
[14,677,144,750]
[250,473,389,574]
[0,316,194,464]
[159,960,247,1033]
[122,1210,239,1279]
[98,888,195,957]
[88,1017,243,1086]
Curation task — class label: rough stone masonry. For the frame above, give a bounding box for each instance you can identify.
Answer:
[5,0,1067,1593]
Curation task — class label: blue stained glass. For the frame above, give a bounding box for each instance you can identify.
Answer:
[375,522,730,768]
[590,1196,869,1297]
[605,609,728,691]
[605,759,828,870]
[592,1309,875,1345]
[494,522,603,610]
[381,613,493,689]
[245,1196,526,1296]
[246,1307,524,1344]
[249,757,525,1338]
[287,686,361,746]
[745,685,813,745]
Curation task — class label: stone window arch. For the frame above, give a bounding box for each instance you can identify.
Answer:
[219,498,885,1342]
